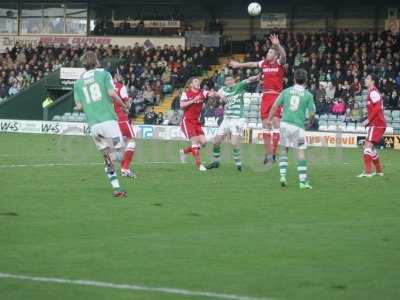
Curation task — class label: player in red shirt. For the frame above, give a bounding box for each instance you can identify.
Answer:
[113,72,136,178]
[179,77,220,171]
[358,74,386,178]
[230,34,286,164]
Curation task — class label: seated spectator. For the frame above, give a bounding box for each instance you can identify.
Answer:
[171,89,182,110]
[156,112,164,125]
[0,82,8,100]
[144,106,157,124]
[165,109,183,125]
[331,98,346,115]
[325,82,336,102]
[395,71,400,89]
[143,84,156,106]
[8,82,19,96]
[351,78,362,95]
[132,91,145,116]
[350,102,361,124]
[389,91,399,110]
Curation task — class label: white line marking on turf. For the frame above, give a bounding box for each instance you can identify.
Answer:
[0,162,183,168]
[0,272,273,300]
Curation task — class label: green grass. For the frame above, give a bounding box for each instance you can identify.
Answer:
[0,133,400,300]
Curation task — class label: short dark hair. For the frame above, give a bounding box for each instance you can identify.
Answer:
[369,73,379,85]
[294,69,308,85]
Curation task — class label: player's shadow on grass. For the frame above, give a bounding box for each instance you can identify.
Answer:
[0,212,18,217]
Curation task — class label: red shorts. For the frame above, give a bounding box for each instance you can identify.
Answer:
[366,126,386,144]
[260,93,282,120]
[118,121,135,139]
[180,118,204,139]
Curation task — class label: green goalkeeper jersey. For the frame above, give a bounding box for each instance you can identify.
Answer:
[73,68,117,127]
[219,80,248,118]
[276,84,316,129]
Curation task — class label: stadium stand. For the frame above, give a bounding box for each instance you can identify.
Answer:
[1,29,399,133]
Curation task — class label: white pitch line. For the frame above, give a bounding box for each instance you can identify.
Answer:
[0,162,183,168]
[0,272,273,300]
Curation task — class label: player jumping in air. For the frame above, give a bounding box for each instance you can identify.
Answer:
[179,77,221,171]
[112,71,136,178]
[358,74,387,177]
[74,51,129,197]
[230,34,286,164]
[206,75,260,171]
[266,69,315,190]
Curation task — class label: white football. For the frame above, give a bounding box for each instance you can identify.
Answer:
[248,2,262,16]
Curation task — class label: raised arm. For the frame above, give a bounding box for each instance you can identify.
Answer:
[270,34,286,65]
[244,75,261,84]
[229,60,260,69]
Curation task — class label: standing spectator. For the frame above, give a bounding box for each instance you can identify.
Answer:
[389,90,399,110]
[325,82,336,102]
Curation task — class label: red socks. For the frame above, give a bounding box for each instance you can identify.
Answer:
[191,144,201,168]
[372,153,382,173]
[262,131,271,155]
[363,153,373,174]
[121,149,134,170]
[121,141,136,170]
[183,146,192,154]
[363,148,383,174]
[272,130,280,156]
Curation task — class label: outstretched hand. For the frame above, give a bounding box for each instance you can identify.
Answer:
[269,34,280,45]
[229,60,241,69]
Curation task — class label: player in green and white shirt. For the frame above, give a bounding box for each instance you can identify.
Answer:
[206,75,259,171]
[267,69,316,189]
[74,51,129,197]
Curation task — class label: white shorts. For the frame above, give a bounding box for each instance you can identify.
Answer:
[280,121,307,150]
[91,120,123,151]
[217,117,246,136]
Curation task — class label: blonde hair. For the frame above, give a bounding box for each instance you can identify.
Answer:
[80,51,99,70]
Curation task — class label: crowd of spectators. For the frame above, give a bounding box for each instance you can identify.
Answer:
[245,29,400,120]
[91,16,187,37]
[0,41,218,117]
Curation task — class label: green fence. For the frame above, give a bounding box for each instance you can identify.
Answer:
[43,91,74,121]
[0,69,73,120]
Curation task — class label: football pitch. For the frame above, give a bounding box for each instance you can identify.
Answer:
[0,133,399,300]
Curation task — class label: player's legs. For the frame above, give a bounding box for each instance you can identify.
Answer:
[190,135,206,171]
[296,148,312,189]
[119,121,136,177]
[206,133,225,170]
[272,115,281,160]
[213,119,229,163]
[121,138,136,177]
[370,146,383,175]
[231,134,242,171]
[278,145,289,186]
[278,122,289,186]
[260,94,276,164]
[231,118,245,171]
[370,127,385,176]
[179,118,193,161]
[91,121,126,197]
[287,124,311,189]
[281,122,312,189]
[359,140,374,177]
[358,126,385,177]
